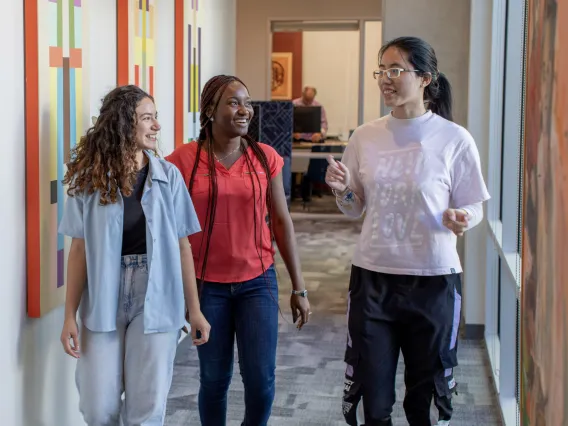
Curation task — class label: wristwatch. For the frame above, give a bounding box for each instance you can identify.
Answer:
[291,290,308,297]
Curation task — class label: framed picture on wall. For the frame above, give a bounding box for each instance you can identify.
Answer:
[271,52,293,100]
[24,0,90,317]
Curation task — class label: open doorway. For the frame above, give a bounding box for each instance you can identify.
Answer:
[268,19,381,216]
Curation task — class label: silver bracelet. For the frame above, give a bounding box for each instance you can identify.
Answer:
[333,187,355,204]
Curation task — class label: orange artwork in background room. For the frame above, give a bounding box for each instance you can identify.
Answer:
[272,32,303,99]
[271,52,293,100]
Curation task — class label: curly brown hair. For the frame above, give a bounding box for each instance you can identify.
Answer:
[62,85,154,205]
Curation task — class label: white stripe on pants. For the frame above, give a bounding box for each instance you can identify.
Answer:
[76,255,179,426]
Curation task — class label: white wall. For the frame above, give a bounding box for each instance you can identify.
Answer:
[88,0,117,120]
[200,0,237,80]
[464,0,493,329]
[381,0,471,127]
[0,0,236,424]
[302,31,359,137]
[363,21,382,123]
[155,0,175,155]
[236,0,381,100]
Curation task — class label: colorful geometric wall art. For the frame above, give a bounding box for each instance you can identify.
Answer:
[24,0,90,317]
[117,0,155,96]
[521,0,568,424]
[175,0,203,147]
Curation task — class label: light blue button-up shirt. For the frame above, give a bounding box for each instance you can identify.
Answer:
[58,152,201,333]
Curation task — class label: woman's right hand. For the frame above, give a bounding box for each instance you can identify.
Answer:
[61,317,81,358]
[325,155,351,192]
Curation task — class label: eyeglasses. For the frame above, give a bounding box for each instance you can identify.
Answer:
[373,68,421,80]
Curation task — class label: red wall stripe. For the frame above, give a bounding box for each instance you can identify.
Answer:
[117,0,129,86]
[149,66,154,96]
[24,0,41,317]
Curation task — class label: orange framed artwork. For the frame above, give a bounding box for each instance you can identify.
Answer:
[271,52,293,100]
[24,0,90,317]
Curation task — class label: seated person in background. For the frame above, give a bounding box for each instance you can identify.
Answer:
[293,85,328,142]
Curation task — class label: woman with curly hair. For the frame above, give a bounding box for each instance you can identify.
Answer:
[58,84,210,426]
[166,75,310,426]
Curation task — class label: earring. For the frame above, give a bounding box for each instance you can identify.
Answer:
[210,117,214,122]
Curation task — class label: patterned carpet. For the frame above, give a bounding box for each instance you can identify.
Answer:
[165,219,502,425]
[289,193,341,215]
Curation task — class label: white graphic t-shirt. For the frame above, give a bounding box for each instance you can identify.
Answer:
[342,111,490,276]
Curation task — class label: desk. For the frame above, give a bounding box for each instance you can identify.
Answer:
[292,151,343,160]
[293,141,348,148]
[291,141,347,172]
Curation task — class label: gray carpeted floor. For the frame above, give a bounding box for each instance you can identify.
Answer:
[165,219,502,425]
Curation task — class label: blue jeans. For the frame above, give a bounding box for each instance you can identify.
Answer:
[76,255,179,426]
[197,265,278,426]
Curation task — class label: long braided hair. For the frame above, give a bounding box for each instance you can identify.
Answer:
[189,75,274,284]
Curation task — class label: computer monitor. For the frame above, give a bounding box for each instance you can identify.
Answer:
[293,106,321,134]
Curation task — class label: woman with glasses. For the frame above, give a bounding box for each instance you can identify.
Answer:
[325,37,490,426]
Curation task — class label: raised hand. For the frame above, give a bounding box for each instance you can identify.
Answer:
[325,155,351,193]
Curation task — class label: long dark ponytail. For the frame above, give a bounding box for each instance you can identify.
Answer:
[188,75,274,284]
[379,36,454,121]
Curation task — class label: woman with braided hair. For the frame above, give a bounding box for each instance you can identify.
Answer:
[166,75,310,426]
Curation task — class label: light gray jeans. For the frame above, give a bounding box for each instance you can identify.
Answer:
[76,254,179,426]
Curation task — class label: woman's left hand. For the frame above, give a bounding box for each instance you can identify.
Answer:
[189,311,211,346]
[443,208,469,236]
[290,293,311,330]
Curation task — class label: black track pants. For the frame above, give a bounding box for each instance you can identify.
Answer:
[342,266,461,426]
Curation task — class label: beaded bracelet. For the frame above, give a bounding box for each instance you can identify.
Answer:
[333,187,355,205]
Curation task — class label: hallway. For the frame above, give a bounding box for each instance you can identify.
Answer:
[165,219,502,425]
